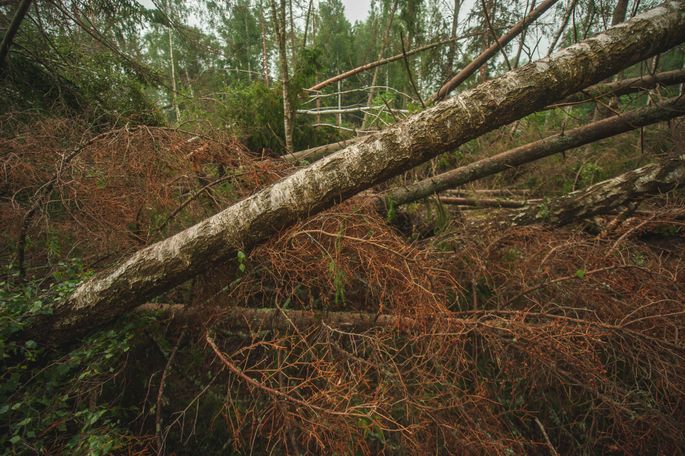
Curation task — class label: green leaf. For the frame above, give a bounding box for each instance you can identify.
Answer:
[9,435,21,445]
[575,269,586,279]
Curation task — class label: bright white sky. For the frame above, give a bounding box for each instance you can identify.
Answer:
[342,0,372,23]
[138,0,372,25]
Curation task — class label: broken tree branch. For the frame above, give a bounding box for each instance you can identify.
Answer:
[508,154,685,226]
[307,35,479,92]
[383,96,685,207]
[434,0,559,102]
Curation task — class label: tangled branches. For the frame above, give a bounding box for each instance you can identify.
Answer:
[0,115,289,275]
[148,206,685,454]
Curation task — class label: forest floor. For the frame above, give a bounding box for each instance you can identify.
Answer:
[1,115,684,454]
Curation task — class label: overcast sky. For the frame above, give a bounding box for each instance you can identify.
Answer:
[341,0,372,23]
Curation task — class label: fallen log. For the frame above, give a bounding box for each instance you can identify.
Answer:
[383,96,685,207]
[283,137,362,163]
[35,3,685,344]
[508,154,685,226]
[438,196,537,208]
[550,68,685,108]
[306,35,479,92]
[284,75,685,166]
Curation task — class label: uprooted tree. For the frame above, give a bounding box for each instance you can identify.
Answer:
[32,2,685,343]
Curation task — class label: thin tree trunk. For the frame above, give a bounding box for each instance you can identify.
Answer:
[383,96,685,207]
[284,137,363,163]
[439,196,533,208]
[547,0,578,56]
[34,4,685,344]
[271,0,294,154]
[362,0,399,128]
[611,0,630,26]
[302,0,313,51]
[166,0,181,123]
[443,0,463,80]
[550,69,685,107]
[508,154,685,226]
[594,0,631,120]
[0,0,33,70]
[434,0,559,102]
[280,70,685,167]
[514,0,536,67]
[308,35,472,92]
[259,1,270,87]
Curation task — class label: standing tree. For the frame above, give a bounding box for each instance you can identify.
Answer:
[271,0,295,154]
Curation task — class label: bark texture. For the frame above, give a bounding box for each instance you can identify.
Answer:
[384,96,685,207]
[508,154,685,226]
[137,304,420,333]
[0,0,33,70]
[284,137,362,163]
[551,69,685,107]
[271,0,294,154]
[38,3,685,343]
[439,196,534,208]
[434,0,559,102]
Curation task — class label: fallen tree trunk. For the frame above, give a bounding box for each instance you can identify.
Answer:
[383,96,685,207]
[306,35,477,92]
[283,73,685,166]
[0,0,33,70]
[283,137,362,163]
[289,73,685,168]
[36,3,685,344]
[439,196,536,208]
[433,0,559,102]
[507,154,685,226]
[550,68,685,108]
[137,303,419,333]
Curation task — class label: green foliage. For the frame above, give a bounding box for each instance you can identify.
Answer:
[211,81,342,153]
[577,162,606,188]
[0,265,149,454]
[535,201,551,221]
[385,197,397,223]
[237,250,247,273]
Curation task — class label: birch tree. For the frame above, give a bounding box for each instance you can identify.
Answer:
[33,2,685,344]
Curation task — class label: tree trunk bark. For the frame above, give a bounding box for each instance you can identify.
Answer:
[0,0,33,70]
[507,154,685,226]
[284,137,362,163]
[443,0,463,80]
[433,0,559,102]
[259,0,270,87]
[547,0,578,56]
[284,71,685,167]
[271,0,294,154]
[308,36,470,92]
[35,3,685,344]
[383,96,685,207]
[361,0,399,129]
[439,196,534,208]
[166,0,181,123]
[550,69,685,107]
